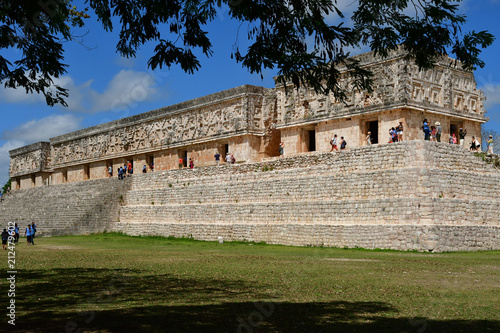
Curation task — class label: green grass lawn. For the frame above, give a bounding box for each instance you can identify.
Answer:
[1,233,499,332]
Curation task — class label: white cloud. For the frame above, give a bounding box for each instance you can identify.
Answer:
[2,114,82,143]
[0,70,164,114]
[89,69,161,113]
[480,83,500,110]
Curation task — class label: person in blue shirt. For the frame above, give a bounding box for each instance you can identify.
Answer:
[24,225,32,246]
[31,222,37,245]
[14,223,19,243]
[422,119,430,140]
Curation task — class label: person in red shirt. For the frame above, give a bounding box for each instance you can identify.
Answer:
[127,161,133,176]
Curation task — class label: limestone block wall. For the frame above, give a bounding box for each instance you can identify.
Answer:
[1,141,499,252]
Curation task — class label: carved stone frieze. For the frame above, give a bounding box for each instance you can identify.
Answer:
[48,87,266,167]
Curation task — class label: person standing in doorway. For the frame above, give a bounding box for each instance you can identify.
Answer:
[366,131,372,145]
[178,157,183,169]
[435,122,442,142]
[459,128,467,147]
[226,153,232,164]
[214,151,221,166]
[108,165,113,177]
[189,158,194,169]
[127,161,133,176]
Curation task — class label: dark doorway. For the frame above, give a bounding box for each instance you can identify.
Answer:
[224,144,229,160]
[84,164,90,180]
[308,130,316,152]
[368,120,379,144]
[148,156,154,170]
[179,151,187,167]
[450,123,459,142]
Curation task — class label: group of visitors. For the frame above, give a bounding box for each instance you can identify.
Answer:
[117,161,133,180]
[24,222,36,245]
[213,151,236,165]
[1,222,36,247]
[143,162,154,173]
[388,122,404,143]
[330,134,347,151]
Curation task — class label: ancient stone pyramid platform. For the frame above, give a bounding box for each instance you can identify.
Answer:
[2,141,499,251]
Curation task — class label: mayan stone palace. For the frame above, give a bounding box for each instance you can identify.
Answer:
[3,48,499,252]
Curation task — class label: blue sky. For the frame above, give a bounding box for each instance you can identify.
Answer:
[1,0,500,187]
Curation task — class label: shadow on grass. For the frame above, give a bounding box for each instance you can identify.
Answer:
[4,268,500,333]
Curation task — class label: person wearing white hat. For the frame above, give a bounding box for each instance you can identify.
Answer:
[435,122,442,142]
[487,135,494,154]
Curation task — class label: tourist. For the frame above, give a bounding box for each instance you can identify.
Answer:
[1,228,8,250]
[143,165,147,173]
[178,157,183,169]
[366,131,372,145]
[214,151,221,165]
[189,158,194,169]
[150,162,154,172]
[470,136,480,152]
[279,142,285,157]
[231,154,236,164]
[422,119,430,140]
[8,227,15,245]
[108,165,113,177]
[430,126,436,141]
[226,153,232,164]
[14,223,19,243]
[435,122,442,142]
[0,191,3,202]
[31,222,37,244]
[459,128,467,147]
[392,127,398,142]
[397,122,404,141]
[127,161,133,176]
[487,135,494,154]
[340,137,347,150]
[24,225,32,246]
[330,135,338,152]
[452,133,457,144]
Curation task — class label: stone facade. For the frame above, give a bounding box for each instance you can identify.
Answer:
[1,141,499,252]
[9,49,485,190]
